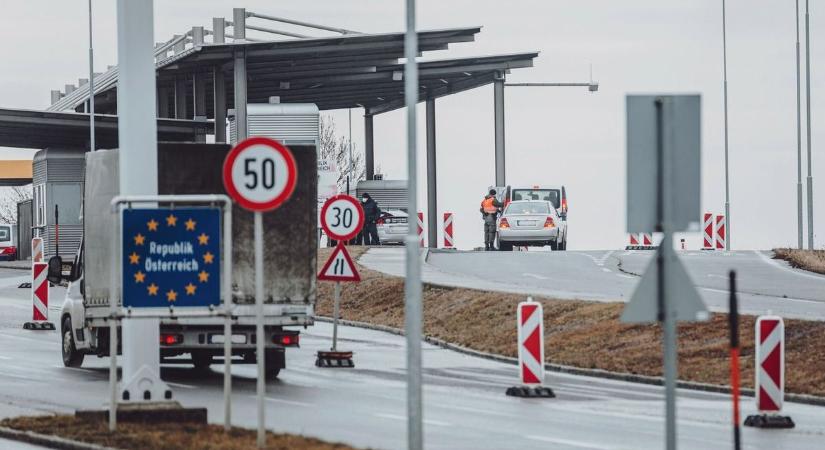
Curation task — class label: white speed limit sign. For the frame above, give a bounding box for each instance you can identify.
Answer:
[222,137,298,211]
[321,195,365,241]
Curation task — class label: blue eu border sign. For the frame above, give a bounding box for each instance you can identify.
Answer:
[122,207,221,308]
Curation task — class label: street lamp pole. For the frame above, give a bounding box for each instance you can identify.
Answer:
[796,0,804,249]
[805,0,815,249]
[88,0,95,151]
[722,0,732,251]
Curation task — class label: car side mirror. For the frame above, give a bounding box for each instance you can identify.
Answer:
[47,256,63,285]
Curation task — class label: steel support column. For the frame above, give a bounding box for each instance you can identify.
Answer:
[115,0,169,406]
[364,113,375,179]
[426,98,437,248]
[193,72,207,143]
[233,8,248,143]
[494,72,506,186]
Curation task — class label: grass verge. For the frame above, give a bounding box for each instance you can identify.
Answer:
[0,415,357,450]
[774,248,825,275]
[318,247,825,397]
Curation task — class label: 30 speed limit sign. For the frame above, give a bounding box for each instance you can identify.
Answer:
[222,137,298,211]
[321,195,365,241]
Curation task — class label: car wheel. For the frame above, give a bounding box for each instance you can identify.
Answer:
[499,242,513,251]
[62,317,84,368]
[549,240,559,251]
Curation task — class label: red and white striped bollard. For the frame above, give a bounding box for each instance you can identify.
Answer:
[702,213,714,250]
[443,212,454,249]
[715,215,726,250]
[24,262,55,330]
[744,316,794,428]
[506,298,554,398]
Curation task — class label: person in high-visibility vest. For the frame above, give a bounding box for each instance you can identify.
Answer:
[480,189,503,251]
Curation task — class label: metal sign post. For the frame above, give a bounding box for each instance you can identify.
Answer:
[107,194,232,432]
[404,0,424,448]
[317,195,362,367]
[623,95,708,450]
[223,136,298,449]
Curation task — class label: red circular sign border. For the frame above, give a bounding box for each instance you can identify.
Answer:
[222,137,298,212]
[320,195,365,241]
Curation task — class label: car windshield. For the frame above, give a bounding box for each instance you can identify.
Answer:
[506,202,549,215]
[512,189,560,208]
[0,226,10,243]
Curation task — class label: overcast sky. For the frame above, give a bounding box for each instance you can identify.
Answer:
[1,1,823,250]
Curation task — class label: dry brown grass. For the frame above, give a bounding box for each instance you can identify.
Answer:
[0,415,357,450]
[774,248,825,275]
[318,247,825,396]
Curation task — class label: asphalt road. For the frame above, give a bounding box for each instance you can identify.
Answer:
[0,267,824,449]
[360,248,825,320]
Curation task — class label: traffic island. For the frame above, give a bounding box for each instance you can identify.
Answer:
[317,248,825,398]
[0,415,358,450]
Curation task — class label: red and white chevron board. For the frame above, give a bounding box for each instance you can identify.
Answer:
[32,262,49,322]
[715,215,726,250]
[417,212,424,248]
[642,233,653,246]
[32,237,44,263]
[755,316,784,412]
[516,300,545,385]
[703,213,714,250]
[443,212,454,248]
[628,234,640,246]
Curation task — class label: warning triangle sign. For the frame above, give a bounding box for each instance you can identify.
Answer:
[318,243,361,282]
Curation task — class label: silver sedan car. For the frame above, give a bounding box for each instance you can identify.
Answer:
[496,200,564,251]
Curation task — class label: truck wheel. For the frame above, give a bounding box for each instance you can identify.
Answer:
[62,317,84,368]
[192,352,212,372]
[265,350,285,380]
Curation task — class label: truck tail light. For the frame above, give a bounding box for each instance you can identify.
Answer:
[544,217,555,228]
[160,333,183,346]
[499,218,510,229]
[274,333,300,347]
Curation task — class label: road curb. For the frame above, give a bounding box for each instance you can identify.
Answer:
[0,264,31,271]
[315,316,825,407]
[0,425,116,450]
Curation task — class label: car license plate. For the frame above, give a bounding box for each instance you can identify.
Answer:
[210,334,247,344]
[517,220,536,226]
[389,217,407,224]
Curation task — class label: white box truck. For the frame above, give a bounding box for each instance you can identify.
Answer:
[52,142,318,379]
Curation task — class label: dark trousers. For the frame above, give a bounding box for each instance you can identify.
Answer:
[363,223,379,245]
[483,214,497,248]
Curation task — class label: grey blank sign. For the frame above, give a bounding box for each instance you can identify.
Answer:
[626,95,701,233]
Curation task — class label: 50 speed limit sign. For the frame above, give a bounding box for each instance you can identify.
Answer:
[222,137,298,211]
[320,195,365,241]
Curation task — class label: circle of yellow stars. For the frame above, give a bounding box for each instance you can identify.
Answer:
[131,213,213,303]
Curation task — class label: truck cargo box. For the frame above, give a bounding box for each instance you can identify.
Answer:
[83,143,317,310]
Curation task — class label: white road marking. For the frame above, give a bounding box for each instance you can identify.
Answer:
[616,274,636,280]
[699,287,820,304]
[264,396,315,407]
[527,435,615,449]
[601,268,611,273]
[523,273,548,280]
[373,412,451,427]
